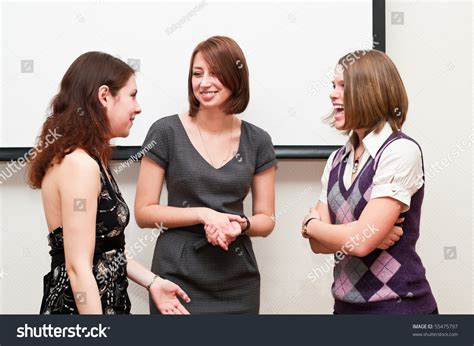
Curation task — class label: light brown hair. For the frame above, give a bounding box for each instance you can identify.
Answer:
[188,36,250,117]
[329,50,408,147]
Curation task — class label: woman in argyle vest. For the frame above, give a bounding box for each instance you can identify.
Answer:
[302,50,437,314]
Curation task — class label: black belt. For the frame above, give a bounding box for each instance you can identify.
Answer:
[49,232,125,268]
[163,225,213,251]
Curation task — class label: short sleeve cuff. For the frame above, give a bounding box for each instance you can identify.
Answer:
[255,158,278,174]
[370,183,411,212]
[144,150,168,170]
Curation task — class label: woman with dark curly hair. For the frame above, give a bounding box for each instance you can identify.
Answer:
[28,51,190,314]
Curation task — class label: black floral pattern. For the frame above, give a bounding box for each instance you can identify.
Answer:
[40,161,131,314]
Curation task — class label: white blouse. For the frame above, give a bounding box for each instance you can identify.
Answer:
[319,122,424,213]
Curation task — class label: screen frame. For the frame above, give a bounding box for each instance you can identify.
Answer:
[0,0,385,161]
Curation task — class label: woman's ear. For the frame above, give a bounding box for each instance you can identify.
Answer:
[98,85,110,107]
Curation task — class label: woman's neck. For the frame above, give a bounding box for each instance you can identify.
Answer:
[194,109,234,133]
[354,129,366,141]
[350,128,367,150]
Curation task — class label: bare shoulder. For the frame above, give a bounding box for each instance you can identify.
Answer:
[58,149,100,183]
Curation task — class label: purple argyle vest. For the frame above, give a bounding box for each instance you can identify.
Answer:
[327,131,437,314]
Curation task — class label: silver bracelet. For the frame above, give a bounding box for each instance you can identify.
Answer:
[146,274,159,291]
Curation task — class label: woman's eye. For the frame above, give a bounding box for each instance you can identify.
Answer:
[193,72,202,77]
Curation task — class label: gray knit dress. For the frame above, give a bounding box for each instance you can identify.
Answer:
[141,114,277,314]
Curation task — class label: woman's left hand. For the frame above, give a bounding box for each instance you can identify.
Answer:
[205,220,243,250]
[149,277,191,315]
[377,217,405,250]
[223,220,243,244]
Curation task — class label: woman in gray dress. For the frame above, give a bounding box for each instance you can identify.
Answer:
[134,36,277,314]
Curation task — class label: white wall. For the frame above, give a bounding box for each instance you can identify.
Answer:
[1,0,367,147]
[0,0,472,314]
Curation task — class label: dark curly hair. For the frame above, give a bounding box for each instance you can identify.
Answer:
[27,51,135,188]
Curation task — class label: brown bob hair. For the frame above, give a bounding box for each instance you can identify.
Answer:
[27,51,135,189]
[187,36,250,117]
[329,50,408,147]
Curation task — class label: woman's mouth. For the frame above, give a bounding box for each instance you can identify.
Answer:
[200,90,218,101]
[333,104,344,121]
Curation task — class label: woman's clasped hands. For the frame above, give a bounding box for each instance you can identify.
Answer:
[201,209,246,251]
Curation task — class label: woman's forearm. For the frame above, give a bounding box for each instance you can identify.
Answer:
[67,269,102,314]
[307,203,339,254]
[309,238,336,254]
[136,205,210,229]
[245,213,275,237]
[136,203,275,238]
[307,220,378,257]
[307,198,402,256]
[126,257,157,288]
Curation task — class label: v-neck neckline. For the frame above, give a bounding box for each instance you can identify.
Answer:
[339,151,372,195]
[175,114,244,171]
[98,162,123,200]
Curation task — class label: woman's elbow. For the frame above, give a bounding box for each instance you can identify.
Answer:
[349,244,375,257]
[256,228,273,238]
[309,239,322,254]
[65,261,93,280]
[134,206,147,229]
[261,220,276,237]
[135,215,146,229]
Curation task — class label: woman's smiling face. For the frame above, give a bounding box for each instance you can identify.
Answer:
[191,52,232,111]
[330,66,345,130]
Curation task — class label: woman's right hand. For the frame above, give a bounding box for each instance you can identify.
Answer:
[377,217,404,250]
[149,277,191,315]
[200,209,245,250]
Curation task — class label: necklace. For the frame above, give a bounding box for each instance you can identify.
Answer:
[352,147,365,175]
[196,116,234,169]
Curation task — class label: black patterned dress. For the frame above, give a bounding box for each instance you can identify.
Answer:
[40,159,131,314]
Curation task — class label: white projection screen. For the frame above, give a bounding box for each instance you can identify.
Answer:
[1,0,383,159]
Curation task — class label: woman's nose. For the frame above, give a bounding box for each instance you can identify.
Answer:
[201,74,212,87]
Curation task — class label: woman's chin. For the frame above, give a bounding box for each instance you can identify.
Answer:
[334,121,345,130]
[114,131,131,139]
[200,102,221,110]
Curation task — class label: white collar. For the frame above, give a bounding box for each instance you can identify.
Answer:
[344,122,395,159]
